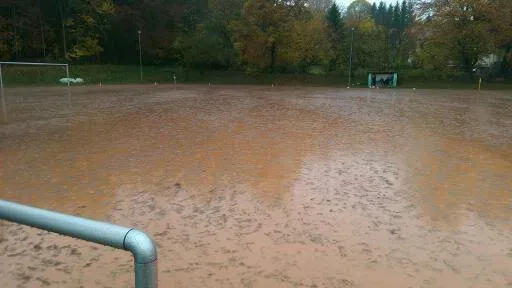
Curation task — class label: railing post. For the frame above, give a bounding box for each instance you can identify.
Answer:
[0,200,158,288]
[125,229,159,288]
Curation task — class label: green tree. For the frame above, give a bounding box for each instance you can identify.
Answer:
[375,1,386,26]
[385,4,393,29]
[351,18,387,70]
[205,0,244,69]
[370,3,377,19]
[400,0,408,30]
[325,3,345,72]
[392,2,400,30]
[175,24,225,70]
[326,3,342,30]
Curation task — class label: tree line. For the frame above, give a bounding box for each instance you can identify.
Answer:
[0,0,510,78]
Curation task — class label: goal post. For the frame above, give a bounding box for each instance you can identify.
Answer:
[0,61,70,123]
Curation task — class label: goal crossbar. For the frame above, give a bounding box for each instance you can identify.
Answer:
[0,61,68,67]
[0,61,71,123]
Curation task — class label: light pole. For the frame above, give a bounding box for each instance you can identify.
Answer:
[138,30,142,82]
[348,27,355,88]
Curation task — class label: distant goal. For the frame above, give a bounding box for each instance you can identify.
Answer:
[0,62,70,123]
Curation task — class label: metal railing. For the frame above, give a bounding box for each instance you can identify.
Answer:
[0,199,158,288]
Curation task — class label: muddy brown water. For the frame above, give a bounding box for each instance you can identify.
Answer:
[0,85,511,287]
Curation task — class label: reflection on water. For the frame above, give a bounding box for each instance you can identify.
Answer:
[0,86,511,287]
[1,86,511,224]
[397,93,511,226]
[0,92,347,213]
[406,131,512,225]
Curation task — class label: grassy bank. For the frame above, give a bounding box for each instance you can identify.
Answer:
[0,65,363,87]
[1,65,510,90]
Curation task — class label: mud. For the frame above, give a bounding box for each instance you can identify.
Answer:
[0,85,511,287]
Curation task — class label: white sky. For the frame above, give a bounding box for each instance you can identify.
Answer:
[336,0,396,9]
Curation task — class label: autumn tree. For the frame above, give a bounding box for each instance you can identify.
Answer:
[418,0,496,76]
[66,0,115,60]
[229,0,289,72]
[485,0,512,78]
[345,0,372,26]
[280,14,331,72]
[0,0,508,81]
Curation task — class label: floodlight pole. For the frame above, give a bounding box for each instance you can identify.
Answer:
[138,30,143,82]
[348,27,355,88]
[0,64,6,122]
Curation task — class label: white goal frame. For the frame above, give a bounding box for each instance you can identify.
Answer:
[0,61,70,122]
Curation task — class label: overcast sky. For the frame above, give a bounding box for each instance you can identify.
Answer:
[336,0,396,9]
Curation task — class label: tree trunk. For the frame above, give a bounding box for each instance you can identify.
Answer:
[270,41,276,72]
[502,45,511,79]
[385,30,389,70]
[12,4,18,59]
[59,3,67,59]
[38,0,46,57]
[461,53,474,78]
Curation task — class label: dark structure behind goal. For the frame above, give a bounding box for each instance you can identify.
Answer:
[368,72,398,88]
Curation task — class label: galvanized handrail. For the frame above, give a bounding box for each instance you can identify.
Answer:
[0,199,158,288]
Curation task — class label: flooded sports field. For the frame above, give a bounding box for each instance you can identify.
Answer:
[0,85,511,287]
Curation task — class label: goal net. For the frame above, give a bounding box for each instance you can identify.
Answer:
[0,62,71,123]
